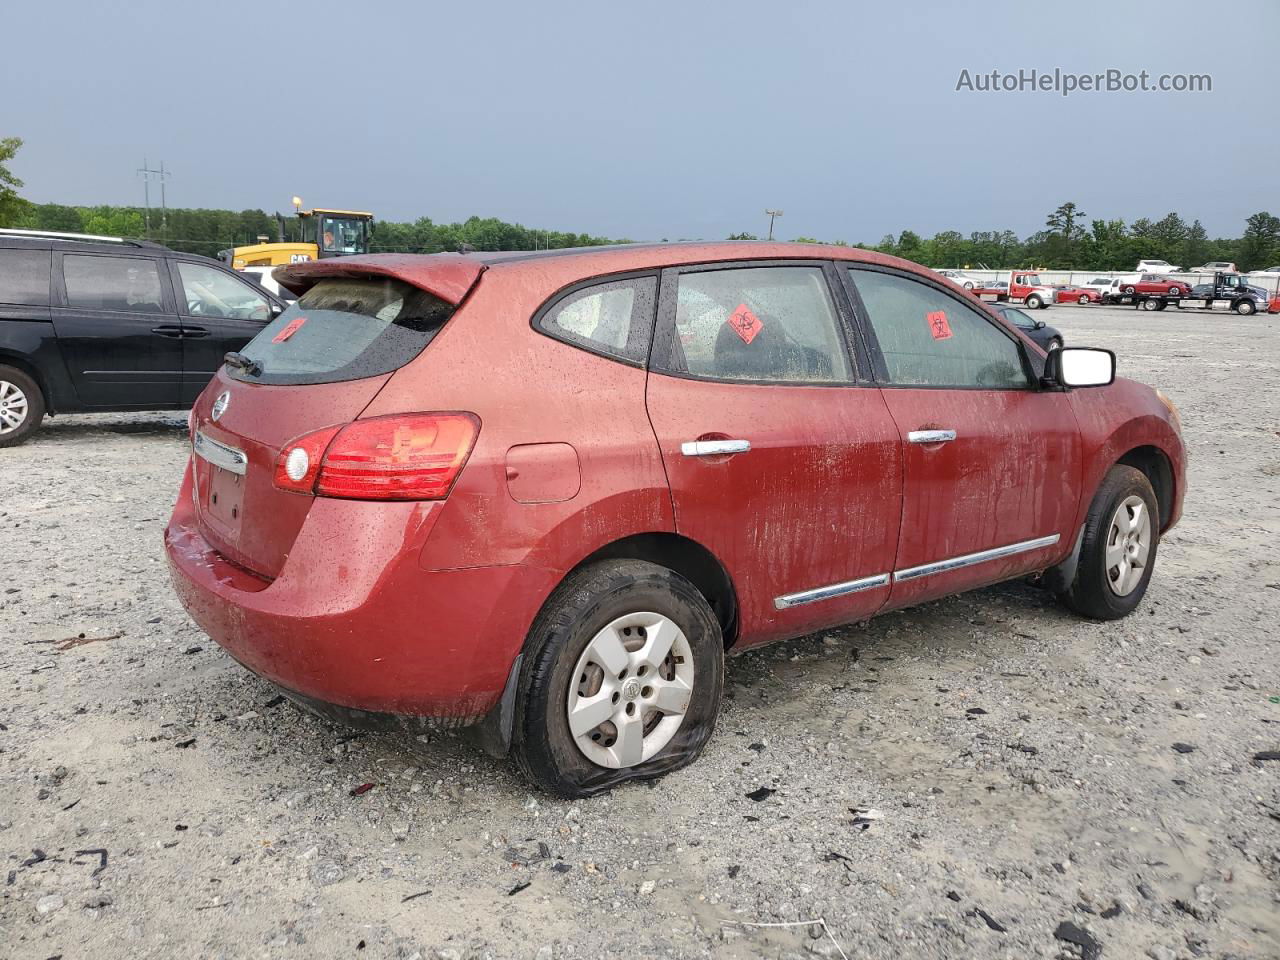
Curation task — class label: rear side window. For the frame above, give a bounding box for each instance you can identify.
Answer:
[0,249,51,305]
[659,265,852,383]
[850,268,1030,389]
[535,275,656,364]
[230,277,452,385]
[63,255,165,313]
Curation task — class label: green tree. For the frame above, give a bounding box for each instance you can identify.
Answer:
[0,136,28,226]
[1180,219,1210,269]
[726,232,758,240]
[1045,202,1086,265]
[1238,212,1280,271]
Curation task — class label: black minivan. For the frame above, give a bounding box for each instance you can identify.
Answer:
[0,229,286,445]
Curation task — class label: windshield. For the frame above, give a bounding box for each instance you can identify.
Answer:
[227,277,452,385]
[319,216,368,255]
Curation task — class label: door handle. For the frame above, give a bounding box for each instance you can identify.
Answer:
[151,325,185,338]
[907,429,957,444]
[681,439,751,457]
[182,326,210,338]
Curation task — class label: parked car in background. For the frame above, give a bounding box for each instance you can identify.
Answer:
[1121,274,1193,297]
[1136,259,1178,274]
[1191,261,1237,273]
[0,229,287,446]
[1246,264,1280,276]
[165,241,1185,797]
[241,265,298,302]
[990,302,1063,350]
[1053,285,1098,304]
[936,269,985,289]
[1081,277,1116,299]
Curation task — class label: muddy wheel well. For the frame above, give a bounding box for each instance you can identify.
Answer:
[577,533,739,647]
[0,353,52,413]
[1117,445,1174,530]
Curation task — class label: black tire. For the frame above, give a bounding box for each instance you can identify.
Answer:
[1026,295,1043,309]
[1124,285,1136,295]
[1057,465,1160,621]
[1047,337,1063,352]
[0,365,45,447]
[1079,294,1091,304]
[1235,299,1256,316]
[512,559,724,797]
[1142,298,1160,311]
[1154,300,1167,311]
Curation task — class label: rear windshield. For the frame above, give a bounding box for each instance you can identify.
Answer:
[227,277,453,385]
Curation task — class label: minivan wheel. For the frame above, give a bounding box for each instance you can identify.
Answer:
[513,559,724,797]
[1057,465,1159,621]
[0,366,44,447]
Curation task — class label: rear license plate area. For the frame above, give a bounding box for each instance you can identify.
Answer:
[207,466,244,532]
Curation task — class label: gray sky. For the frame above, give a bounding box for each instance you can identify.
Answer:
[3,0,1274,242]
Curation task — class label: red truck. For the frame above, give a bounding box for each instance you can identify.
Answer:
[166,242,1186,796]
[971,270,1058,309]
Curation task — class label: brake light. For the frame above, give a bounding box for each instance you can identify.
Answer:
[274,413,480,500]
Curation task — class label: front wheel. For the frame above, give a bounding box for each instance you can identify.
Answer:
[1025,295,1043,309]
[1079,294,1091,304]
[0,365,45,447]
[513,560,724,797]
[1057,465,1159,620]
[1047,337,1063,351]
[1124,285,1136,295]
[1235,299,1256,316]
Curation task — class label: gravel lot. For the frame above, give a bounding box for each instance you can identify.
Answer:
[2,303,1278,960]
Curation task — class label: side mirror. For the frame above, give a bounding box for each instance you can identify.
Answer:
[270,302,286,318]
[1034,320,1046,329]
[1047,347,1115,388]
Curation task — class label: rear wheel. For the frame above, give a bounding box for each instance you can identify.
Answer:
[513,560,724,797]
[1057,465,1159,620]
[0,366,44,447]
[1142,298,1160,311]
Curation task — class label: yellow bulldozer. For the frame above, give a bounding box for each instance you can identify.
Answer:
[226,198,374,270]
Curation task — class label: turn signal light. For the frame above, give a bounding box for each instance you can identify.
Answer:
[274,413,480,500]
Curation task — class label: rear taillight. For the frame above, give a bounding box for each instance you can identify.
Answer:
[274,413,480,501]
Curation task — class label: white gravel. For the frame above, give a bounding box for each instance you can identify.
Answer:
[2,303,1278,959]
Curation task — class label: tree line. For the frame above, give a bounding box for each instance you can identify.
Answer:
[3,139,1277,271]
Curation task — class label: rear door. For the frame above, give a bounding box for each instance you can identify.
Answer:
[645,261,902,646]
[169,259,277,402]
[51,251,183,407]
[843,265,1081,609]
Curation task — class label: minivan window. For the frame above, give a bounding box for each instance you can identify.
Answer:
[63,255,165,313]
[0,249,52,305]
[228,277,452,385]
[177,261,271,321]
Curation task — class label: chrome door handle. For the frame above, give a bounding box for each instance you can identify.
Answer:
[681,439,751,457]
[907,429,957,444]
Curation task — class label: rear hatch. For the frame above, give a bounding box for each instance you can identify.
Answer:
[189,258,482,579]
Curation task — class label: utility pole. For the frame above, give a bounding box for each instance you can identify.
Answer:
[765,209,784,241]
[137,159,170,238]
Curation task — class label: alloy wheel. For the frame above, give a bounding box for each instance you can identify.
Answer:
[0,380,29,434]
[566,612,695,768]
[1105,494,1151,596]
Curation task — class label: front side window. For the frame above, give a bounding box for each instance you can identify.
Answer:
[0,249,51,305]
[536,275,656,364]
[62,255,165,313]
[661,266,852,383]
[178,262,271,321]
[850,269,1031,389]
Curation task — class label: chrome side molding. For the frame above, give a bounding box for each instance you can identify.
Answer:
[774,572,890,609]
[893,533,1060,583]
[772,534,1062,610]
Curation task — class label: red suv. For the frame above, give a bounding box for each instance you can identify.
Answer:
[165,243,1186,796]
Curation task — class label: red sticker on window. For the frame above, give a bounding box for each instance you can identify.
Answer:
[272,315,307,343]
[926,310,952,340]
[727,303,763,344]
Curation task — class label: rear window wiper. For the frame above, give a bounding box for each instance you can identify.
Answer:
[224,351,262,376]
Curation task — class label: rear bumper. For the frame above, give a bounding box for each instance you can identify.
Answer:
[164,463,554,721]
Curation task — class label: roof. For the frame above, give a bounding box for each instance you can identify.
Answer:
[0,228,167,250]
[273,241,956,305]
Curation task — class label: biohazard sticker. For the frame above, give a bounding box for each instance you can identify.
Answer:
[926,310,952,340]
[727,303,763,344]
[272,315,308,344]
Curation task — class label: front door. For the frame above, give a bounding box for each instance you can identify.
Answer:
[844,266,1082,609]
[51,252,183,407]
[645,261,902,646]
[169,260,275,402]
